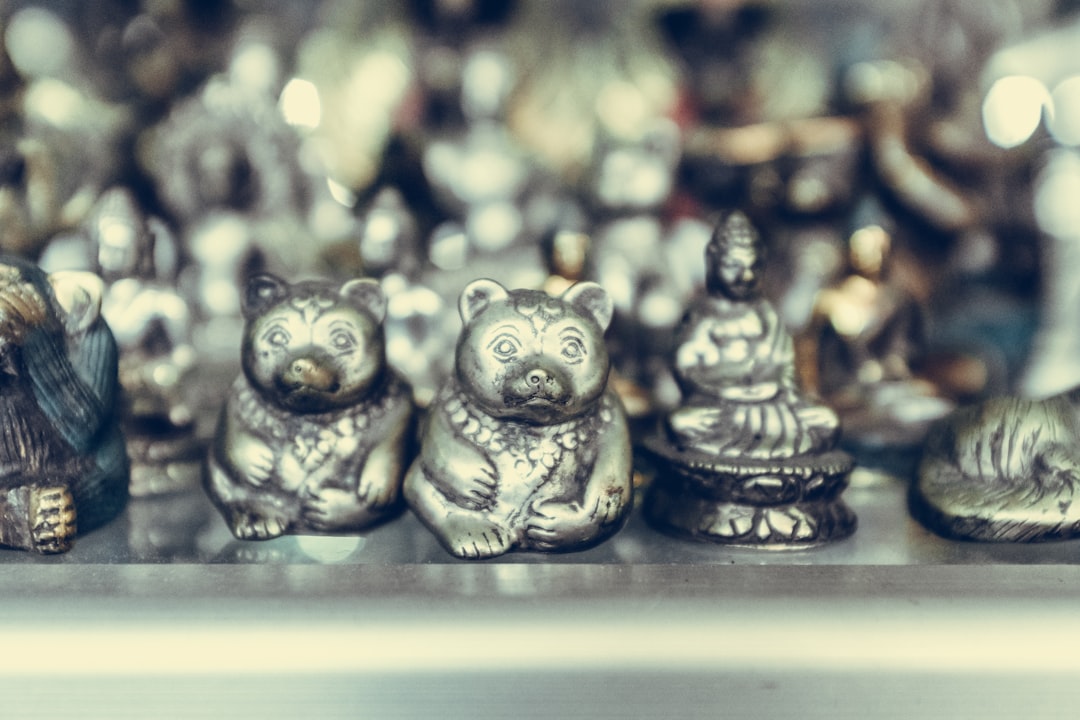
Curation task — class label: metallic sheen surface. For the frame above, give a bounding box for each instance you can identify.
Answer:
[645,212,855,546]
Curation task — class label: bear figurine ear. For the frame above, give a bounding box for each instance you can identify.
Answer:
[459,278,508,324]
[47,271,104,335]
[562,281,613,331]
[340,278,387,324]
[242,273,290,319]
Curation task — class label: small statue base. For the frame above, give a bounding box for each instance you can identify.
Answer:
[642,436,856,547]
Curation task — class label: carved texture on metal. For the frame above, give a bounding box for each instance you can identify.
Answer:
[913,387,1080,542]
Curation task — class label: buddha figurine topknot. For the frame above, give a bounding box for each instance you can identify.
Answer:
[643,212,856,546]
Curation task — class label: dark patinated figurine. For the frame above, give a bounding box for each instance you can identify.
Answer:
[404,279,633,560]
[643,212,855,546]
[913,387,1080,542]
[205,273,414,540]
[0,257,128,553]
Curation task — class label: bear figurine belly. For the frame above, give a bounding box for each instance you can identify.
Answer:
[404,278,633,559]
[205,273,414,540]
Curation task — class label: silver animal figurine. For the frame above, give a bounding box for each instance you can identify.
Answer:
[643,212,855,546]
[0,257,128,553]
[404,279,633,559]
[205,273,414,540]
[913,387,1080,541]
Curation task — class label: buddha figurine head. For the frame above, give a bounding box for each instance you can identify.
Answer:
[705,211,765,302]
[848,224,891,282]
[88,188,155,284]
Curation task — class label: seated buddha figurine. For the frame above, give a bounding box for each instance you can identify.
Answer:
[643,212,855,546]
[805,223,953,466]
[666,211,840,460]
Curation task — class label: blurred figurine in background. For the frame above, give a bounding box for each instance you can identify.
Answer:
[643,212,855,546]
[803,218,953,466]
[584,117,711,417]
[844,0,1029,261]
[357,187,423,279]
[0,257,128,553]
[206,273,414,540]
[356,187,459,407]
[418,40,557,291]
[405,278,632,559]
[0,7,132,258]
[504,0,680,180]
[40,187,199,496]
[138,65,316,357]
[289,1,418,196]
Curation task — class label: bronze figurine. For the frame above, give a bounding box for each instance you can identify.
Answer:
[205,273,414,540]
[0,257,128,553]
[804,222,954,457]
[404,278,633,559]
[643,212,856,546]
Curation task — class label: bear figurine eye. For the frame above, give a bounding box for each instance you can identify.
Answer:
[264,328,290,347]
[488,333,520,362]
[331,330,357,352]
[561,337,586,364]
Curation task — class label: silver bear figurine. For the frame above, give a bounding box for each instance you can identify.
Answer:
[205,273,414,540]
[404,278,633,559]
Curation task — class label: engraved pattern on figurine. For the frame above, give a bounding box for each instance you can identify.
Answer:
[0,258,128,553]
[205,273,414,541]
[404,279,633,559]
[914,387,1080,541]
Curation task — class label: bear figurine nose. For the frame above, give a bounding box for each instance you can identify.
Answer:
[527,369,551,386]
[519,367,567,403]
[284,357,338,392]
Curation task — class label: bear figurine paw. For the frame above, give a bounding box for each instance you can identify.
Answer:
[524,498,611,551]
[438,512,515,560]
[301,486,381,531]
[228,511,290,540]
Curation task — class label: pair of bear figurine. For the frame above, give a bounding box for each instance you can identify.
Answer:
[205,272,633,560]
